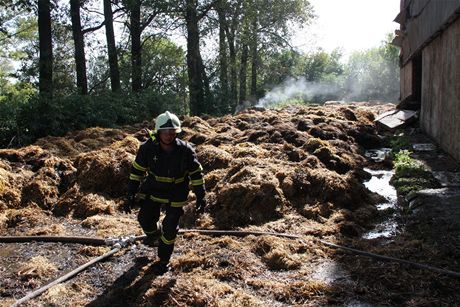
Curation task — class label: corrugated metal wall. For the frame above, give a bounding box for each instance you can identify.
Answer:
[420,16,460,161]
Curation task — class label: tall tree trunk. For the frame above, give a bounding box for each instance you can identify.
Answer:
[70,0,88,95]
[185,0,205,115]
[200,56,211,112]
[239,42,248,105]
[224,28,237,111]
[130,0,142,92]
[227,0,244,111]
[38,0,53,97]
[250,18,258,99]
[217,7,229,113]
[103,0,120,92]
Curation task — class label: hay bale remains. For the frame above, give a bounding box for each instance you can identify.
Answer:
[17,256,57,280]
[1,208,49,230]
[35,127,128,157]
[80,215,140,237]
[252,236,301,270]
[0,165,30,209]
[212,162,285,227]
[197,146,233,172]
[74,136,139,197]
[21,157,76,210]
[0,145,49,166]
[52,185,115,218]
[26,224,67,236]
[2,104,390,240]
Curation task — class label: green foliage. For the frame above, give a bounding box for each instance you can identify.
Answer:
[269,97,317,109]
[0,89,184,147]
[391,150,440,196]
[138,37,187,96]
[389,134,411,153]
[255,0,315,46]
[0,0,402,145]
[260,49,303,86]
[302,48,344,82]
[113,36,187,100]
[260,48,344,87]
[258,48,346,106]
[343,34,400,102]
[256,35,398,108]
[393,150,425,178]
[0,81,36,146]
[391,177,437,196]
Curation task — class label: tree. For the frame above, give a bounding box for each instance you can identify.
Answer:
[238,0,249,104]
[344,34,399,101]
[124,0,172,92]
[141,38,186,94]
[246,0,313,102]
[212,0,313,110]
[184,0,213,115]
[128,0,142,91]
[215,0,242,111]
[303,48,343,82]
[259,49,302,87]
[249,12,257,98]
[216,0,230,113]
[38,0,53,97]
[103,0,121,92]
[70,0,88,95]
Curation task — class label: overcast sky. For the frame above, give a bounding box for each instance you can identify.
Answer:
[293,0,401,57]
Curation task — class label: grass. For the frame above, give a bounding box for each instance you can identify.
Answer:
[389,134,412,153]
[390,150,440,196]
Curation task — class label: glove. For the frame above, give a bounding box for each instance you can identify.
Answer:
[195,197,206,214]
[123,193,136,214]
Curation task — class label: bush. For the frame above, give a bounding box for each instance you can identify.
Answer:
[1,89,184,148]
[390,135,411,153]
[0,82,36,147]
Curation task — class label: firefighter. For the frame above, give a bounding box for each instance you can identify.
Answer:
[123,111,206,274]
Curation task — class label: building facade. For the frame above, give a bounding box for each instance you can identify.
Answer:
[393,0,460,161]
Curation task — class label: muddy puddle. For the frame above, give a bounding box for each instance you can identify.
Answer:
[362,167,398,240]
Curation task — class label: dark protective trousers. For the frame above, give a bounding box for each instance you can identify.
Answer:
[137,199,184,263]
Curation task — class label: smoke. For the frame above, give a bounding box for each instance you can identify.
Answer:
[256,77,342,108]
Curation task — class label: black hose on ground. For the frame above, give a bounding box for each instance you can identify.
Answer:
[5,231,460,278]
[11,246,121,307]
[315,239,460,279]
[178,229,302,239]
[0,236,107,246]
[180,229,460,279]
[6,228,460,305]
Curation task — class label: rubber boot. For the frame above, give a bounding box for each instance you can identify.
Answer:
[143,221,162,247]
[153,260,171,275]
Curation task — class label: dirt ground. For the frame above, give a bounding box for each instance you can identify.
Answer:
[1,103,459,306]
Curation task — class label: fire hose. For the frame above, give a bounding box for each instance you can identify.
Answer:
[6,235,137,307]
[2,229,460,306]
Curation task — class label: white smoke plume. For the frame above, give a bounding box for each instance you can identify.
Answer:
[256,77,342,108]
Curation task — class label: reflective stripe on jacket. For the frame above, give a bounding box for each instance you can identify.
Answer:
[128,137,205,206]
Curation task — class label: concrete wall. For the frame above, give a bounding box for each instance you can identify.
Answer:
[420,16,460,161]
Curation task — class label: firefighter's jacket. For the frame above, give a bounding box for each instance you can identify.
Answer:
[128,136,205,207]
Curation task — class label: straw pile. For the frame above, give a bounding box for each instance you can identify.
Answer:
[2,103,458,306]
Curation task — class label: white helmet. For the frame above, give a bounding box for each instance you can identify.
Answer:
[155,111,181,133]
